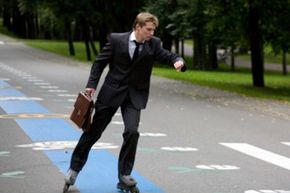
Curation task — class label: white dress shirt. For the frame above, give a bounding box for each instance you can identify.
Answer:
[129,32,144,59]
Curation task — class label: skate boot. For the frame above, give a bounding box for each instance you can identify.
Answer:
[63,169,79,193]
[117,175,140,193]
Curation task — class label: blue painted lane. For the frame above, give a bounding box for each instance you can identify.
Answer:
[0,80,164,193]
[46,150,164,193]
[0,88,25,97]
[15,118,80,141]
[0,100,49,114]
[0,80,10,87]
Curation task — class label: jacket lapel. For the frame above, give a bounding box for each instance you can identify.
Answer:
[120,32,131,61]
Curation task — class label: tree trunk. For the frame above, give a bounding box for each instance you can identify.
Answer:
[26,13,36,39]
[208,42,218,69]
[12,7,26,38]
[181,39,184,58]
[193,37,200,69]
[230,47,235,72]
[82,18,91,61]
[282,49,287,75]
[162,31,173,51]
[174,38,179,54]
[64,18,75,56]
[99,22,108,51]
[89,26,98,56]
[193,35,207,70]
[3,6,11,30]
[249,0,264,87]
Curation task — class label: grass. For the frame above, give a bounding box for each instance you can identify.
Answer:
[25,40,99,61]
[152,66,290,102]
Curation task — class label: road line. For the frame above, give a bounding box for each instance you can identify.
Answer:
[0,97,43,101]
[220,143,290,170]
[48,89,68,93]
[281,142,290,147]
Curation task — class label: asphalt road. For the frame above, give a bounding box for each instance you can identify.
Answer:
[1,34,290,193]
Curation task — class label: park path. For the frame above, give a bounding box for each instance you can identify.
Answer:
[1,32,290,193]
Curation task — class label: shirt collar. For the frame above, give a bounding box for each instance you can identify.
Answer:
[129,31,145,43]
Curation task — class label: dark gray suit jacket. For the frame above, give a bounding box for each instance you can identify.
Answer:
[86,31,183,110]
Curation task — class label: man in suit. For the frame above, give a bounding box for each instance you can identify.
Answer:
[64,12,185,192]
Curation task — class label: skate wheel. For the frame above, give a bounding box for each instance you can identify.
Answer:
[117,182,140,193]
[129,186,139,193]
[63,183,70,193]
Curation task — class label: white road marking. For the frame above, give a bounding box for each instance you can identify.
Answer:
[0,78,10,81]
[48,89,67,93]
[58,94,78,97]
[0,151,10,156]
[27,79,43,82]
[40,86,59,89]
[17,141,118,150]
[0,97,43,101]
[281,142,290,146]
[0,41,5,45]
[0,171,25,178]
[114,113,121,117]
[161,147,198,152]
[245,190,290,193]
[111,121,124,125]
[33,82,50,85]
[140,133,167,137]
[111,121,142,125]
[220,143,290,170]
[195,165,240,170]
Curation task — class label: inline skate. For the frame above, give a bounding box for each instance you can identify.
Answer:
[117,175,140,193]
[63,169,78,193]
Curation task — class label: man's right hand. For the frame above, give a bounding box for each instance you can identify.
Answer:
[85,88,96,97]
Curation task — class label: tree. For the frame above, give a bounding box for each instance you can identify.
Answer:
[17,0,40,39]
[143,0,177,51]
[264,0,290,75]
[43,0,78,56]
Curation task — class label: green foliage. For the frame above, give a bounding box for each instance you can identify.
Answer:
[17,0,38,15]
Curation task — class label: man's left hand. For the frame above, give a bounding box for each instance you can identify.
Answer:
[174,60,185,72]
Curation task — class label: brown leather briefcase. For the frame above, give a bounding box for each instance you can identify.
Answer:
[70,91,94,132]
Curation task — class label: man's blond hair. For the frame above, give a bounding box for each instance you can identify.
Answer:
[133,12,159,29]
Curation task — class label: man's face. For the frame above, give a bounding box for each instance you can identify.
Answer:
[135,22,156,41]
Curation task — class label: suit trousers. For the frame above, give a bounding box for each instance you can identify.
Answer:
[70,94,141,176]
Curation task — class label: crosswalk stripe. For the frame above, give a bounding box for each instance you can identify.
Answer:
[220,143,290,170]
[281,142,290,147]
